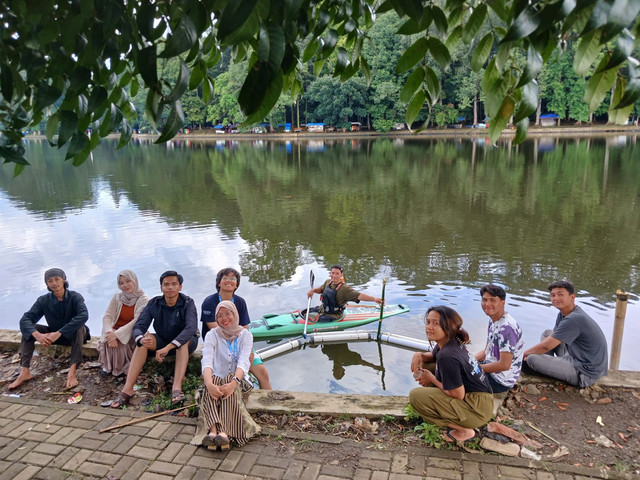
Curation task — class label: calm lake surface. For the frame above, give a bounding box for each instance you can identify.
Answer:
[1,134,638,395]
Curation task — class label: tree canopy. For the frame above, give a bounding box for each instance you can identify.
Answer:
[1,0,639,173]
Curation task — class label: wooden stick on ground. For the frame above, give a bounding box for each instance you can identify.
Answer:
[99,403,197,433]
[525,421,564,446]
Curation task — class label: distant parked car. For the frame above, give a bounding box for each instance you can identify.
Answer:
[393,123,406,130]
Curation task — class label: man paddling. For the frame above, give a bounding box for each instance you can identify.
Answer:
[10,268,90,390]
[305,265,383,322]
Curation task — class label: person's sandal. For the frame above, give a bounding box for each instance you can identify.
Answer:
[110,391,132,409]
[213,433,230,451]
[171,390,185,405]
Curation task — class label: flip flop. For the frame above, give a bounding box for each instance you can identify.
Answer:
[444,428,479,444]
[171,390,185,405]
[110,391,132,409]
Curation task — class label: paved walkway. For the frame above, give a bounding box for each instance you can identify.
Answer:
[1,395,636,480]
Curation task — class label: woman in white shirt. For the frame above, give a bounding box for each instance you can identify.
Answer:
[195,300,260,450]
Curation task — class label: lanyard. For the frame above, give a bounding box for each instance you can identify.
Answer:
[226,338,238,364]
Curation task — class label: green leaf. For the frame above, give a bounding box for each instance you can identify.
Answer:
[502,6,540,42]
[145,89,163,126]
[334,47,349,76]
[360,56,371,85]
[595,29,634,74]
[487,0,509,23]
[266,23,286,74]
[137,46,158,87]
[584,66,617,111]
[488,95,515,143]
[1,64,13,102]
[392,0,425,22]
[516,44,543,88]
[463,4,487,44]
[45,113,60,145]
[427,37,451,69]
[137,2,157,42]
[445,25,463,51]
[65,131,89,160]
[400,68,425,105]
[238,60,275,118]
[573,30,601,75]
[243,71,284,125]
[613,58,640,109]
[514,117,529,144]
[58,110,78,148]
[608,77,634,124]
[396,12,432,35]
[514,80,538,123]
[218,0,259,41]
[431,6,448,35]
[303,39,320,63]
[167,59,189,103]
[87,86,108,114]
[118,119,132,148]
[202,76,214,104]
[34,82,62,112]
[424,66,440,105]
[156,101,185,143]
[160,14,198,58]
[406,90,426,126]
[471,32,493,72]
[189,60,206,90]
[395,37,428,74]
[130,76,139,98]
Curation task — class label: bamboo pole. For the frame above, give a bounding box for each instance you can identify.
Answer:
[609,290,630,371]
[99,403,197,433]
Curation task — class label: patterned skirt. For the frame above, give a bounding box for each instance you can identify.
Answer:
[191,374,261,447]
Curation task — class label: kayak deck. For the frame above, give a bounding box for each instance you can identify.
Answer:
[249,304,409,340]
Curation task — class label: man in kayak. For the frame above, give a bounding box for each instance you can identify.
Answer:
[523,280,608,387]
[306,265,383,322]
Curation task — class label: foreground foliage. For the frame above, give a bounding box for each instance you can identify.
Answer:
[1,0,639,172]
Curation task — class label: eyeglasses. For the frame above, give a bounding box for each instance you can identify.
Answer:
[222,276,238,283]
[216,311,234,320]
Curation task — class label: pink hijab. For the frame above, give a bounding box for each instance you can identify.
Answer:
[117,269,145,307]
[215,300,244,341]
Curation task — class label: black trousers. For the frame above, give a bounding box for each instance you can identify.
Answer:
[20,324,88,368]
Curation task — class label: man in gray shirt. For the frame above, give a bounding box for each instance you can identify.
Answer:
[524,281,608,387]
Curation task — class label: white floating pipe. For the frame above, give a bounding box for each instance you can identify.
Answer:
[377,332,432,351]
[307,330,372,343]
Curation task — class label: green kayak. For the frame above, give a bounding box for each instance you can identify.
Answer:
[249,304,410,341]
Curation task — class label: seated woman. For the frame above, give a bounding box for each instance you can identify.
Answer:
[409,305,493,443]
[97,270,149,377]
[193,300,260,451]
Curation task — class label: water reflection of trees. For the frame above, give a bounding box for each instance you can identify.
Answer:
[3,136,638,302]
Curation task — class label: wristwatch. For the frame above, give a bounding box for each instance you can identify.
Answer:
[233,376,241,384]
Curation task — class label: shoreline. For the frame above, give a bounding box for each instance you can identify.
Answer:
[22,124,640,144]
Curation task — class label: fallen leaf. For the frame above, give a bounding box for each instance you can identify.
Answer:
[596,416,604,426]
[556,405,566,411]
[556,402,569,407]
[618,432,627,442]
[531,405,537,410]
[587,440,596,444]
[595,397,612,405]
[538,396,547,402]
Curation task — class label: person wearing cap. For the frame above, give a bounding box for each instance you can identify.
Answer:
[111,270,198,408]
[9,268,90,390]
[305,265,383,322]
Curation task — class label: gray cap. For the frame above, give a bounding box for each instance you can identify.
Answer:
[44,268,66,283]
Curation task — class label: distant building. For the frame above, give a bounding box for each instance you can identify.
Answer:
[540,113,559,127]
[307,123,325,133]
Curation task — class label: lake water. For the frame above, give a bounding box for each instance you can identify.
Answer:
[1,134,638,395]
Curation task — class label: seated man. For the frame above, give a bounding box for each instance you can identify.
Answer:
[10,268,89,390]
[306,265,383,322]
[524,281,608,388]
[201,267,272,390]
[474,284,524,394]
[111,270,198,408]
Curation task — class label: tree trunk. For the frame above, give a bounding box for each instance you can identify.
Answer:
[473,96,478,125]
[536,99,541,126]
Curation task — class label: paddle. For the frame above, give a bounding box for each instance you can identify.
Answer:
[302,270,315,339]
[376,278,387,339]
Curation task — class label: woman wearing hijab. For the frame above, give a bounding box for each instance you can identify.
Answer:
[97,270,150,377]
[193,300,260,451]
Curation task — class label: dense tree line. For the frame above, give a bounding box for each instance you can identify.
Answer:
[2,1,639,172]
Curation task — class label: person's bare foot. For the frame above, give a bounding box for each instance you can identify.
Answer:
[66,366,78,389]
[8,368,33,390]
